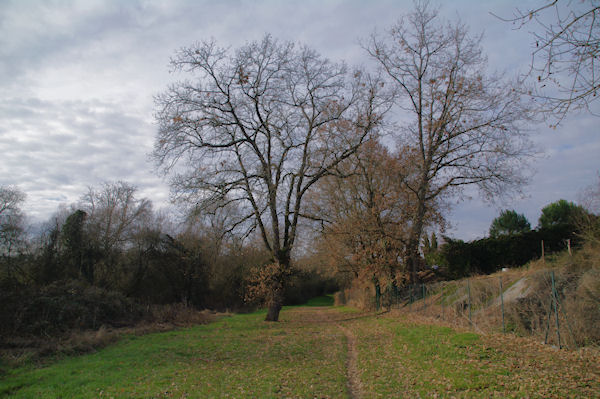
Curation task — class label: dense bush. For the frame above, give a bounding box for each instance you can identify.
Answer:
[0,280,144,337]
[0,235,339,339]
[442,223,578,278]
[0,181,358,338]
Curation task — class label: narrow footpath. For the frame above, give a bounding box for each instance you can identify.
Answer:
[336,322,363,399]
[299,306,366,399]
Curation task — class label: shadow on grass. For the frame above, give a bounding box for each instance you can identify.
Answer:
[303,295,335,307]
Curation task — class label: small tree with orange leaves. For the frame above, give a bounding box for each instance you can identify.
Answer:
[308,139,443,290]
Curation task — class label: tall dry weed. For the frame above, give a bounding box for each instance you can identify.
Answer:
[385,244,599,348]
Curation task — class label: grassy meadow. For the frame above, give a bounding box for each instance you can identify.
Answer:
[1,300,598,398]
[352,315,599,398]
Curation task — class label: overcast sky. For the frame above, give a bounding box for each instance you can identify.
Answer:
[1,0,598,240]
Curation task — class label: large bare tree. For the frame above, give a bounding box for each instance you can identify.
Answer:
[366,1,533,283]
[153,35,385,321]
[495,0,600,125]
[0,186,26,260]
[78,181,152,285]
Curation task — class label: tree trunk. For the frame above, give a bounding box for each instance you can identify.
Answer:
[264,284,284,321]
[265,301,283,322]
[264,254,288,322]
[406,188,428,284]
[406,236,421,285]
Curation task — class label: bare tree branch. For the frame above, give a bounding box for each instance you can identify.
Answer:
[494,0,600,125]
[366,1,534,283]
[153,35,388,320]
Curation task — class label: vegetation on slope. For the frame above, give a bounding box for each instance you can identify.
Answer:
[370,243,600,348]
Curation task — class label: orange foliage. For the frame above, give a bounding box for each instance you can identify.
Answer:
[244,262,290,307]
[309,140,422,286]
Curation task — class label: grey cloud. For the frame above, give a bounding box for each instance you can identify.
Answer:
[0,95,168,220]
[1,0,598,236]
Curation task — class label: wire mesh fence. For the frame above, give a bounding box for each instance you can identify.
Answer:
[376,268,599,349]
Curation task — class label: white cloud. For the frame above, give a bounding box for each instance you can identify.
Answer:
[0,0,598,238]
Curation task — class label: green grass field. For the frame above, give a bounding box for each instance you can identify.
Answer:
[1,304,598,398]
[352,316,599,398]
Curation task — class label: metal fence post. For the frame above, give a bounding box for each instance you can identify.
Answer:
[441,284,445,320]
[499,276,505,333]
[544,295,553,345]
[467,279,472,324]
[551,271,561,348]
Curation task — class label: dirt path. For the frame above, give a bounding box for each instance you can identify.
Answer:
[288,307,365,398]
[336,322,363,399]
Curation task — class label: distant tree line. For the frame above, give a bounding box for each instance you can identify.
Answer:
[0,182,336,337]
[430,199,595,278]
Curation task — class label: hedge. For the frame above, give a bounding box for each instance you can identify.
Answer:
[441,223,577,278]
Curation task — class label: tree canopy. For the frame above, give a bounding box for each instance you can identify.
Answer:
[307,139,418,286]
[489,209,531,238]
[365,1,533,282]
[538,199,586,229]
[153,35,387,320]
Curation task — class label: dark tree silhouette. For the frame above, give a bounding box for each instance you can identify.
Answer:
[153,35,387,321]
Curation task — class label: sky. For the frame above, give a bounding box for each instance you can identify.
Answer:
[1,0,598,240]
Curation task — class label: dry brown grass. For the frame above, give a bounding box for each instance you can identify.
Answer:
[502,243,600,347]
[378,243,600,348]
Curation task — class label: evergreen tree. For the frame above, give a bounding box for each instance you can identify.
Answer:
[538,199,586,229]
[489,209,531,238]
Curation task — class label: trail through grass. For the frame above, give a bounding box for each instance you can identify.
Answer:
[1,305,598,398]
